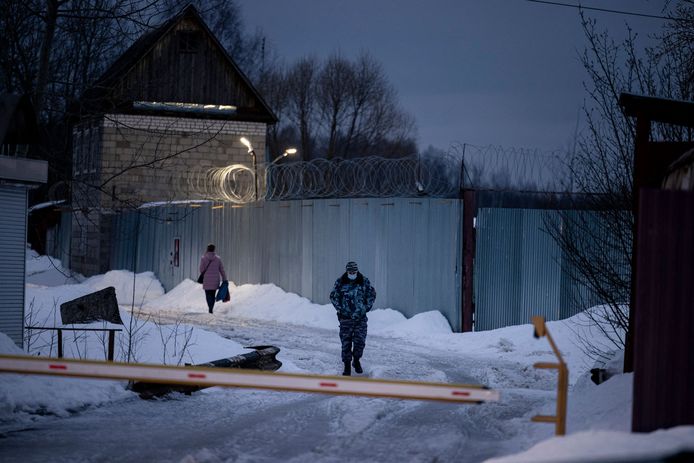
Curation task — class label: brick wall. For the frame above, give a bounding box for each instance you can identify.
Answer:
[100,114,267,209]
[70,113,267,275]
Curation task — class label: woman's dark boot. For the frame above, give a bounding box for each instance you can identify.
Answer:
[342,361,351,376]
[353,358,363,374]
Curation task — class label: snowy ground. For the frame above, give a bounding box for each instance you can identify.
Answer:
[0,250,692,462]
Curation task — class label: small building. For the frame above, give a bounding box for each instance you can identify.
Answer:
[0,94,48,347]
[71,4,276,276]
[619,92,694,433]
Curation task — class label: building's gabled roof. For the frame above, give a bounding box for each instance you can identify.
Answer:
[81,4,277,123]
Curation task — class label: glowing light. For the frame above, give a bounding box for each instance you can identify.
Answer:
[240,137,253,152]
[269,147,298,165]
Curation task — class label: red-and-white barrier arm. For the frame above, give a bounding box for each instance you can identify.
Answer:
[0,354,499,404]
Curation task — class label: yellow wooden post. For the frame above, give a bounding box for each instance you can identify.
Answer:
[556,363,568,435]
[531,316,568,436]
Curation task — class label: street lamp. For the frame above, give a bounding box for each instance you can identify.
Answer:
[266,148,297,201]
[240,137,258,201]
[270,147,297,166]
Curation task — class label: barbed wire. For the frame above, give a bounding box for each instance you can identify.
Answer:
[265,156,459,199]
[182,145,573,203]
[185,164,256,203]
[455,143,570,192]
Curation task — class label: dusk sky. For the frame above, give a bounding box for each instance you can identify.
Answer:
[241,0,666,152]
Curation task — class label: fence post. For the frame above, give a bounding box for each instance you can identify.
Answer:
[57,329,63,358]
[530,316,569,436]
[108,330,115,361]
[556,364,569,435]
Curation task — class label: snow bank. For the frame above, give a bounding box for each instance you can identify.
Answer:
[139,277,622,387]
[407,308,625,386]
[567,373,633,433]
[120,310,249,366]
[25,248,80,286]
[0,332,133,427]
[145,280,337,328]
[4,268,252,430]
[24,301,248,365]
[370,310,452,337]
[142,279,453,337]
[23,267,248,364]
[25,249,65,276]
[83,270,165,306]
[486,426,694,463]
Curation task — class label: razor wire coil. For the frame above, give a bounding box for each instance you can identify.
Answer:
[183,146,572,203]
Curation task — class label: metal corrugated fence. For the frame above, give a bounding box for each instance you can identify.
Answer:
[110,198,463,329]
[106,198,621,332]
[0,186,28,346]
[473,208,625,331]
[45,211,72,266]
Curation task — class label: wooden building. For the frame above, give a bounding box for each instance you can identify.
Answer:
[619,93,694,433]
[71,5,276,276]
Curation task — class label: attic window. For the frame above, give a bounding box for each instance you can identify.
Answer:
[178,31,200,54]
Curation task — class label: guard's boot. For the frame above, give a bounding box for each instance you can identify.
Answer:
[353,358,363,374]
[342,361,351,376]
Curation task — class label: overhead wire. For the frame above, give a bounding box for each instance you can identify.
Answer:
[524,0,687,22]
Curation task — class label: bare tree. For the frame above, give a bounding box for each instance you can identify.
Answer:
[317,53,353,159]
[265,52,417,161]
[551,4,694,366]
[286,56,319,161]
[258,65,293,158]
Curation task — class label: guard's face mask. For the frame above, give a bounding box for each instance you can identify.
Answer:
[348,272,357,280]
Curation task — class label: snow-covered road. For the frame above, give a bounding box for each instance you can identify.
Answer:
[0,314,555,462]
[5,253,690,462]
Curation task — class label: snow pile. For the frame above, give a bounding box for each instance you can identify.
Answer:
[567,372,633,433]
[25,248,80,286]
[23,267,247,364]
[25,249,66,276]
[488,426,694,463]
[83,270,165,306]
[144,280,338,329]
[142,279,453,337]
[5,270,252,429]
[24,292,248,365]
[25,269,165,330]
[0,332,133,427]
[369,309,452,337]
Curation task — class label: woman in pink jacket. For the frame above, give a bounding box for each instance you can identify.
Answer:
[199,244,227,314]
